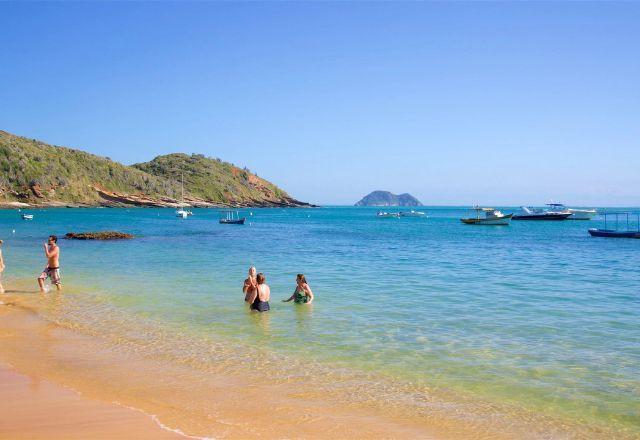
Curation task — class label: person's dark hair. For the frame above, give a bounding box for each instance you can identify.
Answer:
[49,235,57,243]
[256,273,265,284]
[297,274,306,284]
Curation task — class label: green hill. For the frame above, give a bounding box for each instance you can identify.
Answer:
[133,153,296,206]
[0,130,308,207]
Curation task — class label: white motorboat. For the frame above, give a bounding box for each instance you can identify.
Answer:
[399,210,426,217]
[568,208,597,220]
[376,211,400,218]
[512,205,572,221]
[546,203,596,220]
[21,214,34,220]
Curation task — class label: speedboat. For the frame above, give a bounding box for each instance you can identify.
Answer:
[512,206,572,220]
[568,208,597,220]
[21,214,34,220]
[461,207,512,225]
[376,211,400,218]
[399,210,426,217]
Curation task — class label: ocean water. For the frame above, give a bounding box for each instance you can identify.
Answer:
[1,206,639,437]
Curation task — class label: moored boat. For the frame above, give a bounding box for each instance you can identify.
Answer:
[568,208,597,220]
[220,210,246,225]
[399,210,426,217]
[376,211,400,218]
[21,214,34,220]
[461,207,512,225]
[588,212,640,238]
[512,206,572,220]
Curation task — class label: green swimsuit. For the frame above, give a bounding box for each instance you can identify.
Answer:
[294,288,309,303]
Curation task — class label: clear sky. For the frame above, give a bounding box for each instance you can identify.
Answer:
[1,2,638,206]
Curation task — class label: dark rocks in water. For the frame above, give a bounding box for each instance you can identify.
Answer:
[65,231,134,240]
[354,191,423,207]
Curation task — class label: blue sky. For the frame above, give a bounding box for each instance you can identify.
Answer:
[1,2,638,206]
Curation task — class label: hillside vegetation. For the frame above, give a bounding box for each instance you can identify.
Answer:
[133,153,291,206]
[0,130,307,207]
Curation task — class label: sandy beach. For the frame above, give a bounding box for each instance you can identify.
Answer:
[0,366,184,440]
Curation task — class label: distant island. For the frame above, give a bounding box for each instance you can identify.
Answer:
[354,191,423,207]
[0,130,312,208]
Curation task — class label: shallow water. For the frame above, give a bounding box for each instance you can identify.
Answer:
[1,207,638,437]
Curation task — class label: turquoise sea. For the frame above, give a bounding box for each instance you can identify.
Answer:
[1,207,639,437]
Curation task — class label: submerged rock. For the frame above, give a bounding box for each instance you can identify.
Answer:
[65,231,134,240]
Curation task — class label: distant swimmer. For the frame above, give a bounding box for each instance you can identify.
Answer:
[37,235,61,292]
[243,266,257,303]
[0,239,5,294]
[248,273,270,312]
[283,274,314,304]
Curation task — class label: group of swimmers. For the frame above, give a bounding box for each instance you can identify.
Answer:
[0,234,62,295]
[242,267,314,312]
[0,236,311,311]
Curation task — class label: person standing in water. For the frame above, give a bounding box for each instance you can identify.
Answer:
[0,240,5,294]
[247,273,270,312]
[283,274,314,304]
[37,235,61,292]
[243,266,257,303]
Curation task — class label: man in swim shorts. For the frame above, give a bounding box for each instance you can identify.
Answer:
[38,235,61,292]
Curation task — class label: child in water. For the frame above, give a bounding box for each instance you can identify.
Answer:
[242,266,257,303]
[283,274,314,304]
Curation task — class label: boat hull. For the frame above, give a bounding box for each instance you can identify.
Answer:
[568,210,596,220]
[588,229,640,238]
[219,218,246,225]
[512,213,571,220]
[461,214,512,225]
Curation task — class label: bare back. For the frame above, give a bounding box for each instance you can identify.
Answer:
[256,284,270,302]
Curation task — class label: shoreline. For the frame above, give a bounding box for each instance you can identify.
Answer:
[0,288,630,439]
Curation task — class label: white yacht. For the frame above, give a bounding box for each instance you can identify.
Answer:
[376,211,400,218]
[567,208,597,220]
[399,210,426,217]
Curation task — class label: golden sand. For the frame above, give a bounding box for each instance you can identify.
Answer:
[0,366,184,439]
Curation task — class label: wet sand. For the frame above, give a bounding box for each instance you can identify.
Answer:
[0,366,184,439]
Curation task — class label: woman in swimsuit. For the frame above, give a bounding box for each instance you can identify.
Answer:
[242,266,257,303]
[283,274,314,304]
[248,273,270,312]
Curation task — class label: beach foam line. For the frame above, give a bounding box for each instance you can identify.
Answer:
[114,402,216,440]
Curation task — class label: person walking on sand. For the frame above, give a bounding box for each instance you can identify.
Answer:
[243,266,257,303]
[0,240,5,294]
[247,273,270,312]
[283,274,314,304]
[37,235,61,292]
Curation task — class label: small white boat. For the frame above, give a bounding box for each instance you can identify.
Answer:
[175,172,189,219]
[376,211,400,218]
[461,207,512,225]
[21,214,34,220]
[399,210,426,217]
[568,208,597,220]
